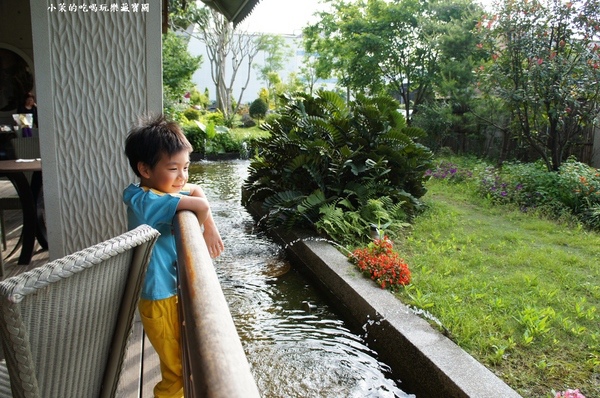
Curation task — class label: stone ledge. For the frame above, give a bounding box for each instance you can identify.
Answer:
[246,200,521,397]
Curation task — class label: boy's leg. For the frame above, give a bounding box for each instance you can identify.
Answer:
[139,296,184,398]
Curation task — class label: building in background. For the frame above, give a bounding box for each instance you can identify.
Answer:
[187,32,336,106]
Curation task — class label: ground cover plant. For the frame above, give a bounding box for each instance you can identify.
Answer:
[475,158,600,231]
[398,157,600,397]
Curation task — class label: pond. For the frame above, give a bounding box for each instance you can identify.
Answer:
[189,160,415,398]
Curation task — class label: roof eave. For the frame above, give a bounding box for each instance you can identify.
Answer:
[199,0,262,26]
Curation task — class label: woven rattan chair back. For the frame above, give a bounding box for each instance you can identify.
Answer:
[0,224,159,398]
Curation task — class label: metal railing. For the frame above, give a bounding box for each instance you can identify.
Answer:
[174,211,261,397]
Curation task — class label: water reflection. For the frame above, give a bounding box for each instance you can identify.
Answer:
[189,160,414,398]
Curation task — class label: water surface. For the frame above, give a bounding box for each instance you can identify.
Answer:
[189,160,414,398]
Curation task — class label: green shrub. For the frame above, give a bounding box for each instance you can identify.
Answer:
[507,162,564,209]
[476,161,560,209]
[181,121,206,154]
[204,110,225,126]
[556,159,600,212]
[249,98,268,120]
[205,122,216,139]
[243,90,433,246]
[264,111,280,125]
[472,158,600,230]
[205,126,241,155]
[180,119,267,157]
[585,203,600,230]
[425,160,473,183]
[316,197,411,248]
[183,107,202,121]
[189,88,209,108]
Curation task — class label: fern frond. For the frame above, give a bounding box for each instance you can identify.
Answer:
[263,191,304,209]
[285,154,309,174]
[316,90,349,116]
[298,190,327,214]
[401,126,427,139]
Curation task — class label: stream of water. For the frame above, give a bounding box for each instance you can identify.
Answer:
[189,160,414,398]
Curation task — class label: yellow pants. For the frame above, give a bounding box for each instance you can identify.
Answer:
[139,296,184,398]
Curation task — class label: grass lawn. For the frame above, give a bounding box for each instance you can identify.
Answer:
[396,179,600,397]
[230,125,270,143]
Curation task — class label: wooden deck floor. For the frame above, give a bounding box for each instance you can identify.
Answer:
[0,180,161,398]
[116,317,162,398]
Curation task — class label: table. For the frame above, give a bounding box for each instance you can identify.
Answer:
[0,159,47,264]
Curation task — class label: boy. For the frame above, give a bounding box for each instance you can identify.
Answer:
[123,115,224,397]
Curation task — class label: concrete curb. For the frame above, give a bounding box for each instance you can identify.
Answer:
[247,202,522,397]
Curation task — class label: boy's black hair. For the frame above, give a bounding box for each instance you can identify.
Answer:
[125,115,193,177]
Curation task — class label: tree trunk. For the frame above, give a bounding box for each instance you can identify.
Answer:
[547,121,560,171]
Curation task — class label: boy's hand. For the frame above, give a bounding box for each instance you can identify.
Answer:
[204,225,224,258]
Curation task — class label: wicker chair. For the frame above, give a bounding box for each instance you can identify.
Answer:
[0,224,159,398]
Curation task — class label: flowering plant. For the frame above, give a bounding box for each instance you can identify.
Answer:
[556,159,600,212]
[554,389,586,398]
[350,236,411,290]
[425,161,473,183]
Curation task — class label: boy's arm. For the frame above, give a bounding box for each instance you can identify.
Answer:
[185,183,225,258]
[177,195,209,224]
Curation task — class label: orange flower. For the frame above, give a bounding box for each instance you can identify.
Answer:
[350,236,411,290]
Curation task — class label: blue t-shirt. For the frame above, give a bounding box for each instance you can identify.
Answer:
[123,183,190,300]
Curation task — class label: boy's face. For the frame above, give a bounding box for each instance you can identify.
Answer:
[138,150,190,193]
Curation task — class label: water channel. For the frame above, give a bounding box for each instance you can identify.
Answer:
[189,160,415,398]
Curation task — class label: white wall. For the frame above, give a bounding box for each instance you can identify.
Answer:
[31,0,163,258]
[187,33,335,106]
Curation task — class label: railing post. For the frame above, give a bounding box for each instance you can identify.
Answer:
[174,211,261,398]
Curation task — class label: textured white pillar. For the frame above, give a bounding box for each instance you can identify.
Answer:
[30,0,162,259]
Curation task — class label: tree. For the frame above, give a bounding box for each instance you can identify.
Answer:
[302,0,373,101]
[162,31,202,114]
[428,0,485,101]
[170,3,265,123]
[298,53,323,95]
[477,0,600,171]
[303,0,482,123]
[254,34,292,102]
[415,0,486,152]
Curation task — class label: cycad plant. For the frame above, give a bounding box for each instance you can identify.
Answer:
[242,90,433,247]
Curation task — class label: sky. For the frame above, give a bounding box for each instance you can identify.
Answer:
[237,0,329,35]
